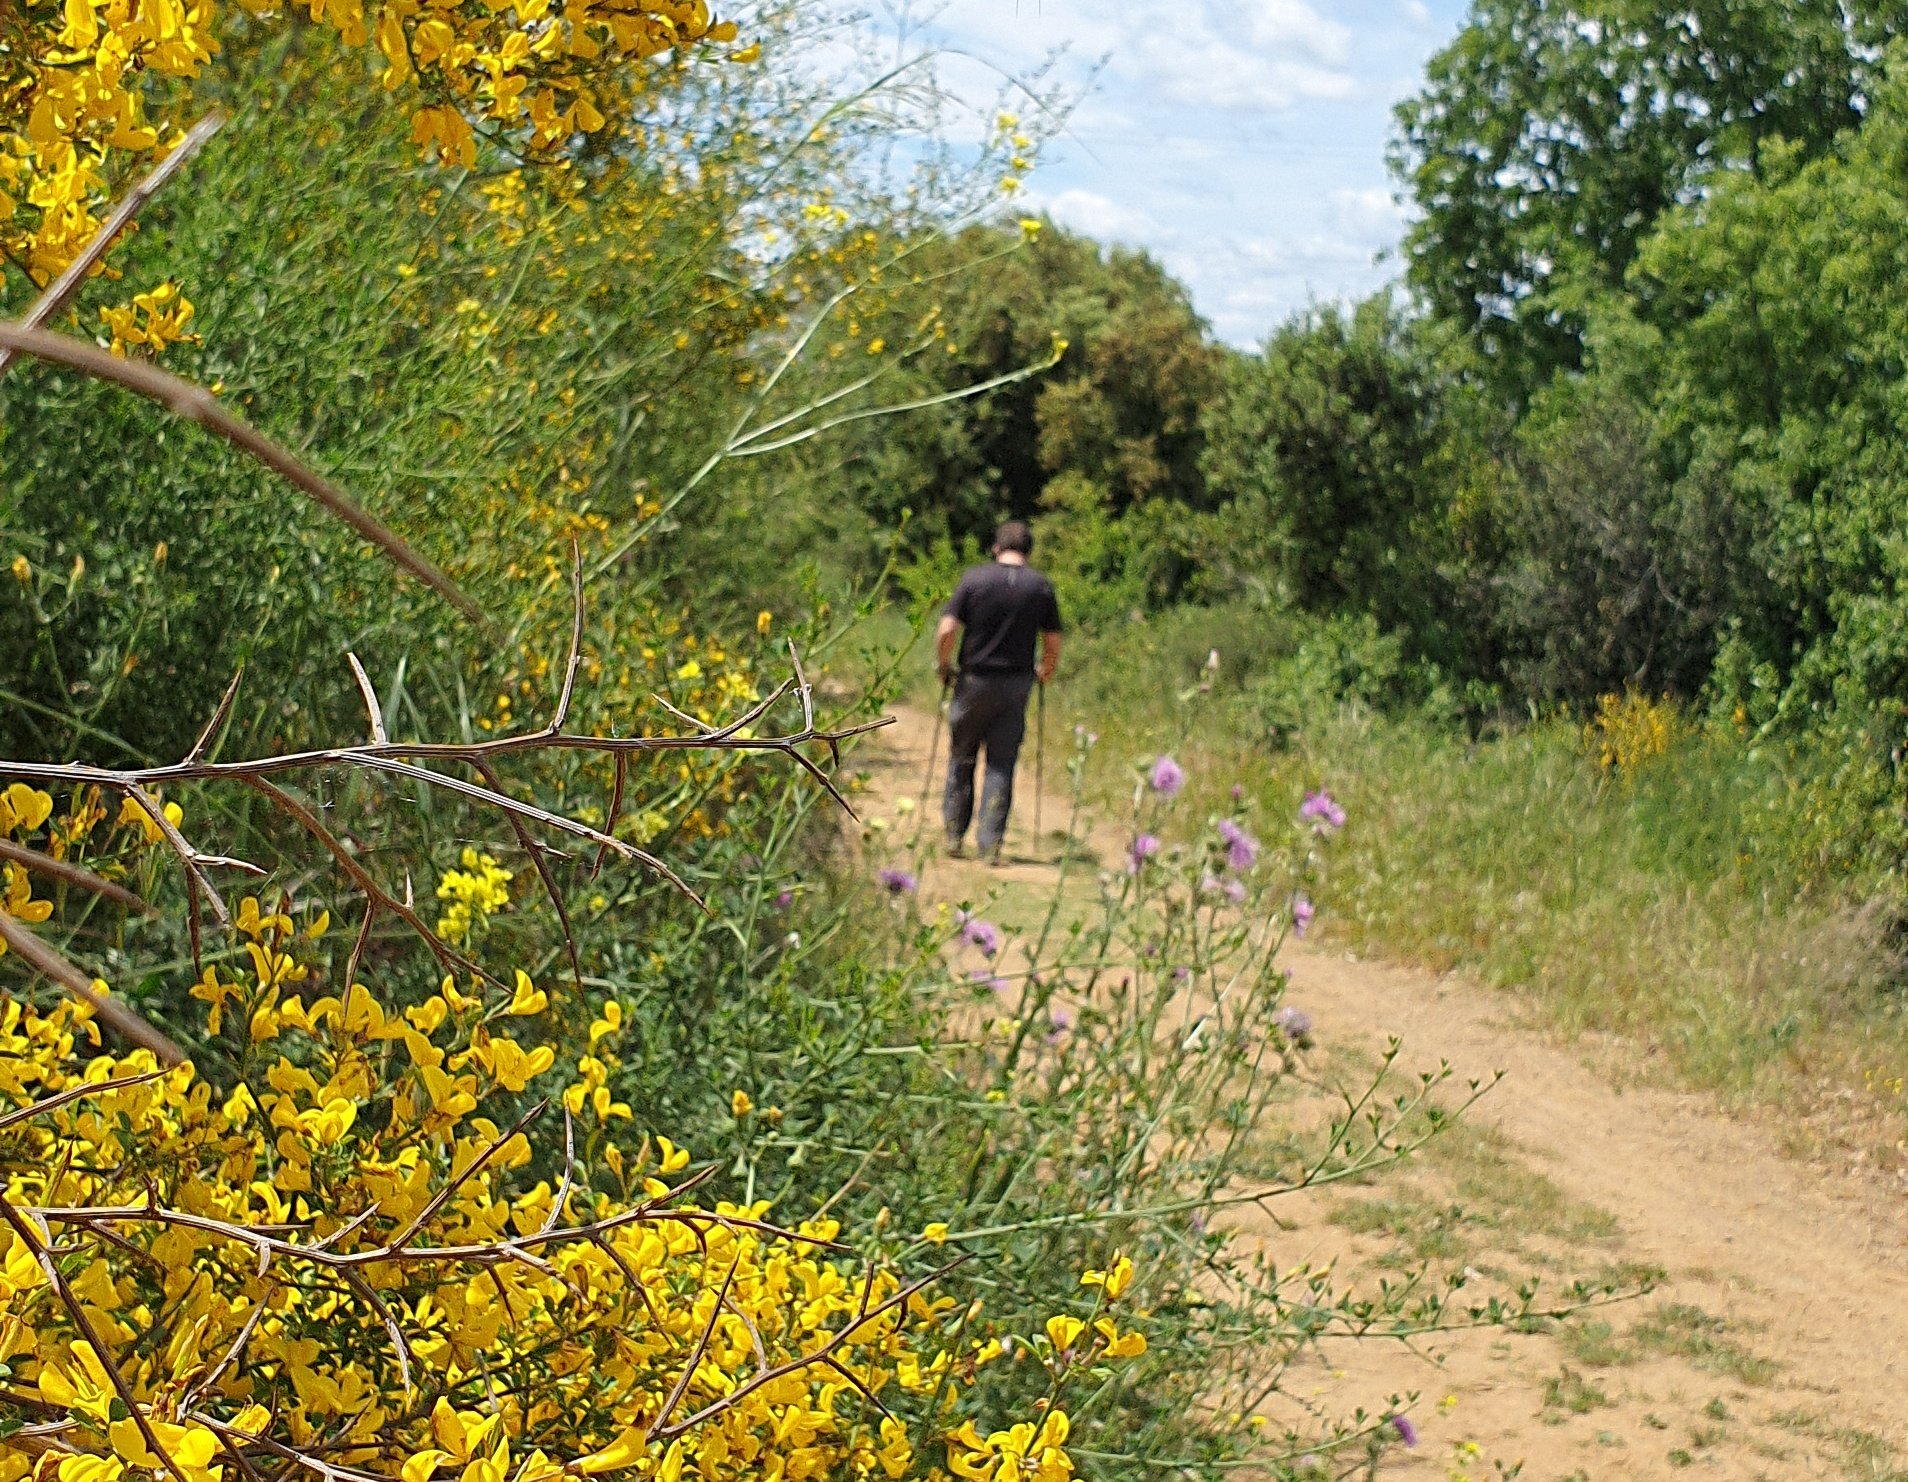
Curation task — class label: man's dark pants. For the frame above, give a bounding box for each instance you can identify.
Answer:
[943,671,1036,857]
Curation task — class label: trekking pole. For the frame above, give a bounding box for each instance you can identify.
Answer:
[1033,677,1047,845]
[920,672,952,814]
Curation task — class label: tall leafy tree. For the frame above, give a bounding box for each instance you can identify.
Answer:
[1198,296,1484,669]
[1392,0,1886,401]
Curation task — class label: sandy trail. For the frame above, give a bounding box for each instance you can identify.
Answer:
[855,701,1908,1480]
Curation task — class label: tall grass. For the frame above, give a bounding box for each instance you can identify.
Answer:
[1053,603,1908,1151]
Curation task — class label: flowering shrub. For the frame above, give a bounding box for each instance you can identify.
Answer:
[0,910,1143,1482]
[0,0,748,325]
[1585,690,1681,776]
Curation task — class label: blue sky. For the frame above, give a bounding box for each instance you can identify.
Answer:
[891,0,1471,346]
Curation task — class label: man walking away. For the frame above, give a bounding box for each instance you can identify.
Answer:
[935,520,1063,862]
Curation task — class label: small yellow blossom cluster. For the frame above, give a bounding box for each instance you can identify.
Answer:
[1,0,750,347]
[1585,690,1681,775]
[0,782,173,957]
[0,950,1062,1482]
[434,846,515,944]
[943,1256,1145,1482]
[97,279,196,355]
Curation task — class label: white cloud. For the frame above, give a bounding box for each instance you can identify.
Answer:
[1033,187,1162,244]
[1326,186,1405,241]
[835,0,1470,344]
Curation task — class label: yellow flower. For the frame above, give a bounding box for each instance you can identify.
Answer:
[922,1222,949,1245]
[730,1089,753,1117]
[756,609,773,635]
[116,793,181,844]
[1080,1252,1134,1299]
[4,785,54,835]
[1044,1315,1085,1352]
[506,970,548,1017]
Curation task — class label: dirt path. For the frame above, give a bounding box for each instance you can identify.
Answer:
[855,702,1908,1481]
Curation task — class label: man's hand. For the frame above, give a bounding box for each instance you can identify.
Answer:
[1037,630,1062,686]
[935,613,961,689]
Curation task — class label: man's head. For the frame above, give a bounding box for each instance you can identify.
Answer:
[992,520,1034,558]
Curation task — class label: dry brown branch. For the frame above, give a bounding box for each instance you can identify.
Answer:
[345,654,389,744]
[0,640,886,924]
[186,667,246,765]
[0,837,156,916]
[0,1191,190,1481]
[470,754,584,992]
[125,782,234,927]
[0,1069,166,1136]
[0,112,225,381]
[0,914,186,1064]
[653,1255,971,1439]
[0,322,483,624]
[241,775,507,992]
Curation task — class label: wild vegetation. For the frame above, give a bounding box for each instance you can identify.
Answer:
[8,1,1908,1478]
[0,4,1652,1482]
[841,6,1908,1158]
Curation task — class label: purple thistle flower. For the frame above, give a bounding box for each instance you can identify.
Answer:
[1389,1415,1419,1449]
[1203,874,1248,906]
[1150,755,1186,797]
[1275,1005,1313,1043]
[1230,783,1245,803]
[1129,833,1161,871]
[1300,788,1346,833]
[1292,893,1314,937]
[1218,818,1260,872]
[773,888,794,910]
[961,916,1002,956]
[876,867,917,895]
[1046,1009,1072,1044]
[969,969,1011,994]
[1172,965,1191,982]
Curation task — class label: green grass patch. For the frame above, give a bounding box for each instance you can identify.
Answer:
[1631,1303,1780,1386]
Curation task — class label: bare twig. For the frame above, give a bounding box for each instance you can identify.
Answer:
[186,668,246,765]
[0,914,186,1064]
[0,1069,167,1136]
[124,782,231,927]
[549,539,585,733]
[0,112,226,381]
[345,655,389,745]
[0,838,156,916]
[470,756,584,993]
[654,1255,972,1438]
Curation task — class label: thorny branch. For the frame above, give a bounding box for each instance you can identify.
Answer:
[0,551,889,1040]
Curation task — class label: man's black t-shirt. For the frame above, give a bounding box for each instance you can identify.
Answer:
[946,561,1063,676]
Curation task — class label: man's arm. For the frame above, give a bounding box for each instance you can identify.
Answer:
[1038,630,1061,685]
[935,614,962,684]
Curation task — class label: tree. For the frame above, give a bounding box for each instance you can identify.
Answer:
[1199,296,1478,670]
[837,219,1221,570]
[1392,0,1885,401]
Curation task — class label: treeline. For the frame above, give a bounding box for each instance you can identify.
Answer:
[839,7,1908,754]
